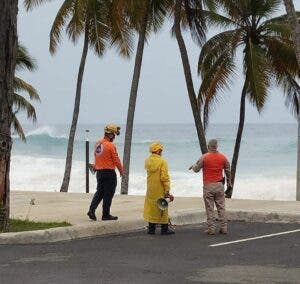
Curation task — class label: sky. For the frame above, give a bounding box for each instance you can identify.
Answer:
[17,1,300,125]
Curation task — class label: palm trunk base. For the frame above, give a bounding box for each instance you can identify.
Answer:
[60,188,68,193]
[60,176,69,192]
[120,177,128,195]
[0,207,8,231]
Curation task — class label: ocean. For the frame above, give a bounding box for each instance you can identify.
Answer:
[10,123,297,201]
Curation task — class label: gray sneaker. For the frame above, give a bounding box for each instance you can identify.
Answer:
[219,228,228,234]
[205,229,215,235]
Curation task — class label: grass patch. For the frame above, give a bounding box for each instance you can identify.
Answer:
[1,219,71,233]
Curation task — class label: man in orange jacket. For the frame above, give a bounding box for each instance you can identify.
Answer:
[189,139,231,235]
[87,124,124,221]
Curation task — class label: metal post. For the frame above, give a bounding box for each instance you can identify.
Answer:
[85,129,90,193]
[297,98,300,201]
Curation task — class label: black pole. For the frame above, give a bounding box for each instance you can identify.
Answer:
[85,129,90,193]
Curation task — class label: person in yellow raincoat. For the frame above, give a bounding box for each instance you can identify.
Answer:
[144,142,175,235]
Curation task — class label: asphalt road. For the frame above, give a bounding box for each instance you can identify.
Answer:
[1,222,300,284]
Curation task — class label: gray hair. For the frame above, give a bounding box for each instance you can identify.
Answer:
[208,139,218,150]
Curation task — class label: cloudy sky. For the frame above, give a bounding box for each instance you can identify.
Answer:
[18,1,300,125]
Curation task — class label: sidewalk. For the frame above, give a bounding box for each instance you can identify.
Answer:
[0,191,299,244]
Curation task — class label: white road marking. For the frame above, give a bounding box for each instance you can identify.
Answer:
[210,229,300,247]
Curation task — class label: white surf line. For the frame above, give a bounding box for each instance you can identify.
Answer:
[210,229,300,247]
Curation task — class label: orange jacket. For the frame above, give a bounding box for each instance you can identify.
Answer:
[93,137,123,174]
[192,151,231,185]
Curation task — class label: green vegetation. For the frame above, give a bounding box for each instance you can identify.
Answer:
[1,219,71,233]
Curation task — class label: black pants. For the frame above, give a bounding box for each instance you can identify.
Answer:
[89,169,117,217]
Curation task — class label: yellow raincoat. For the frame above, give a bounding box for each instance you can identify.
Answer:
[143,153,170,224]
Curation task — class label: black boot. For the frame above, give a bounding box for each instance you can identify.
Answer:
[102,214,118,221]
[147,223,156,235]
[87,210,97,221]
[161,224,175,235]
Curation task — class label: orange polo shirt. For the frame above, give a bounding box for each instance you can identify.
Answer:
[94,137,123,174]
[203,152,227,185]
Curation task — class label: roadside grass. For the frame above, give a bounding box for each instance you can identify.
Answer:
[1,219,71,233]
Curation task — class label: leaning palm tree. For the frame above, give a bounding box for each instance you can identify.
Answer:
[283,0,300,201]
[173,0,220,154]
[198,0,300,197]
[25,0,133,192]
[13,44,40,141]
[121,0,172,194]
[283,0,300,65]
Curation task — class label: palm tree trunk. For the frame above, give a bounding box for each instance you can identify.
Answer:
[0,0,18,230]
[297,108,300,201]
[60,25,89,192]
[121,1,150,195]
[174,0,207,154]
[227,80,247,198]
[283,0,300,201]
[283,0,300,66]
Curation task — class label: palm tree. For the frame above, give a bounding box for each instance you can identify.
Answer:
[13,44,40,141]
[198,0,300,197]
[121,0,171,195]
[0,0,18,231]
[25,0,133,192]
[283,0,300,201]
[173,0,220,154]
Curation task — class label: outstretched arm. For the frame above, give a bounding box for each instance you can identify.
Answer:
[189,156,204,172]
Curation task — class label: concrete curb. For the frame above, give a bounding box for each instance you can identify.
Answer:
[1,210,300,245]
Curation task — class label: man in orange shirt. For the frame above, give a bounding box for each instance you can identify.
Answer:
[189,139,231,235]
[87,124,124,221]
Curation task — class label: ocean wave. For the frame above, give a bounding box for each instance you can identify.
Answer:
[26,126,68,139]
[10,155,296,201]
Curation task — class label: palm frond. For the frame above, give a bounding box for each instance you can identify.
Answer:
[202,10,237,30]
[24,0,56,11]
[11,116,26,141]
[244,41,271,111]
[278,74,300,117]
[49,0,74,54]
[216,0,246,26]
[183,0,206,46]
[260,15,293,39]
[106,0,134,57]
[199,49,236,106]
[198,29,242,74]
[149,0,171,33]
[66,0,86,45]
[202,0,218,12]
[264,36,298,76]
[250,0,281,19]
[11,93,38,122]
[14,77,40,101]
[263,11,300,25]
[16,44,37,72]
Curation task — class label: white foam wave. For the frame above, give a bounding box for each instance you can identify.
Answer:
[25,126,67,139]
[10,155,296,201]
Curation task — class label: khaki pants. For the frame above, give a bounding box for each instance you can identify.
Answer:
[203,182,227,230]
